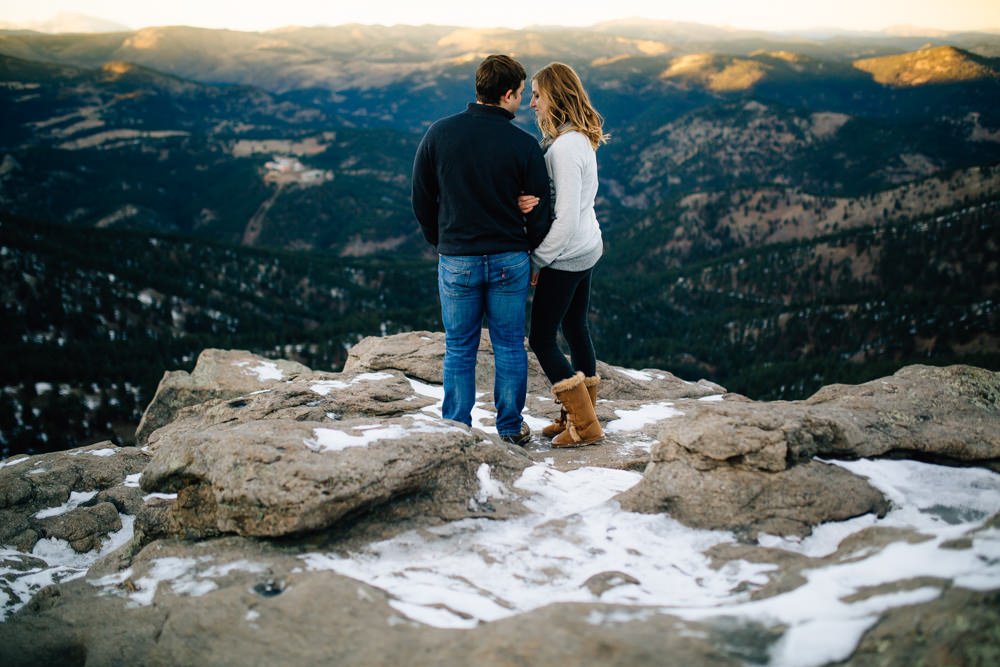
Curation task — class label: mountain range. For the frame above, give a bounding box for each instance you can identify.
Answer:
[1,22,998,455]
[3,27,998,249]
[0,12,132,34]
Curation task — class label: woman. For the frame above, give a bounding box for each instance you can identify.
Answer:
[519,62,606,447]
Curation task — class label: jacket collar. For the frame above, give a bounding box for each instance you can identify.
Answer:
[466,102,515,121]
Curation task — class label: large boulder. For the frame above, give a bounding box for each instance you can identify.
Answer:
[617,457,890,539]
[616,364,1000,538]
[135,349,312,444]
[139,414,531,541]
[0,442,149,552]
[343,330,450,384]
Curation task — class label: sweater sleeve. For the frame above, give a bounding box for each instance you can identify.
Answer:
[531,136,583,269]
[523,141,552,250]
[411,130,439,247]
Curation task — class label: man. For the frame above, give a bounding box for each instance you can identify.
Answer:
[412,54,552,445]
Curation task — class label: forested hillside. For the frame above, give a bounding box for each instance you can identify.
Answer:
[595,199,1000,399]
[0,53,424,255]
[0,214,439,456]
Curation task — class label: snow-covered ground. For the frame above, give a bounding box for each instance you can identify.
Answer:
[3,380,999,667]
[301,381,1000,665]
[298,457,1000,666]
[0,516,135,621]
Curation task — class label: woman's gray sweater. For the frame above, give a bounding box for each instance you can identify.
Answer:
[531,130,603,272]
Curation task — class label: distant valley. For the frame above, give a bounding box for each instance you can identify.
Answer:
[1,22,999,455]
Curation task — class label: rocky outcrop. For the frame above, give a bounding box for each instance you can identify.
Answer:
[344,330,450,384]
[802,364,1000,463]
[615,364,1000,537]
[2,333,999,666]
[136,346,1000,544]
[0,441,149,552]
[133,349,530,543]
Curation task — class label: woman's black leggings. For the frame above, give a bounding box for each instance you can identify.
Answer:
[529,266,597,385]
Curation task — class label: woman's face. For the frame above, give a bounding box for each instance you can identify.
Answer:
[530,82,549,118]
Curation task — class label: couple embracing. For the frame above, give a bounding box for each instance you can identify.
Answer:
[412,54,606,448]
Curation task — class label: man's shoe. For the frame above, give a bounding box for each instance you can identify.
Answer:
[499,421,531,446]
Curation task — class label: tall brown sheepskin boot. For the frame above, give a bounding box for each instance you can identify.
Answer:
[542,375,599,438]
[551,372,604,447]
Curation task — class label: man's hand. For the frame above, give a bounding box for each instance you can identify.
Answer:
[518,193,540,214]
[530,270,539,286]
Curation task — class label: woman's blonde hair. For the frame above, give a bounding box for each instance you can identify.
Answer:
[532,62,607,150]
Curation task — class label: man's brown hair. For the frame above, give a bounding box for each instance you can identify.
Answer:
[475,55,527,105]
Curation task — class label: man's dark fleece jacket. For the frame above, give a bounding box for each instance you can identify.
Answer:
[411,102,552,255]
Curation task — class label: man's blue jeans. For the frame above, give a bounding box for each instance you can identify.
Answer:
[438,251,530,437]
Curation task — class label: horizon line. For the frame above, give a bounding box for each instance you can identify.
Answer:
[3,14,1000,37]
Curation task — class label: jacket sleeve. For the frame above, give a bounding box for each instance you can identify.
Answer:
[531,137,582,269]
[523,141,553,250]
[411,131,439,247]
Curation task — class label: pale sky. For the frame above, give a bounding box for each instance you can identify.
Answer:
[2,0,999,34]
